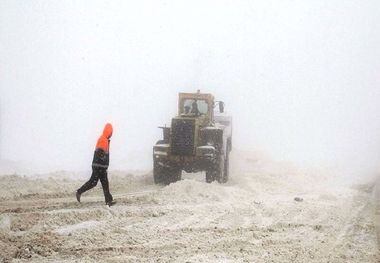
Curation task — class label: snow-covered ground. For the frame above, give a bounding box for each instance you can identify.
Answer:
[0,152,379,262]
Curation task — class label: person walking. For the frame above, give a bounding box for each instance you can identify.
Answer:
[76,123,115,206]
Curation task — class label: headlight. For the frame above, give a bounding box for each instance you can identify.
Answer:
[197,145,215,157]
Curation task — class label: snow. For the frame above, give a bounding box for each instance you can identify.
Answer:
[0,151,378,262]
[197,146,215,150]
[155,144,170,147]
[54,220,102,235]
[0,215,11,232]
[154,151,168,156]
[204,126,221,130]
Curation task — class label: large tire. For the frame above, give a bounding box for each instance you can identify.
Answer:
[164,167,182,185]
[206,154,224,183]
[153,158,181,185]
[153,140,165,184]
[222,149,229,183]
[153,158,164,184]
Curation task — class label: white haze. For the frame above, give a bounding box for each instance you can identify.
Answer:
[1,1,380,178]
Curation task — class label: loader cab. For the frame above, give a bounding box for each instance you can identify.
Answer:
[178,91,215,124]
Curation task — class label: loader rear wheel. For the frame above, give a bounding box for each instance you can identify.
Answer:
[206,154,224,183]
[222,149,230,183]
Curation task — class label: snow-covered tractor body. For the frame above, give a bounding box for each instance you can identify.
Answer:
[153,91,232,184]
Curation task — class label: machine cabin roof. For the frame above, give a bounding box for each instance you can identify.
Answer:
[178,92,214,101]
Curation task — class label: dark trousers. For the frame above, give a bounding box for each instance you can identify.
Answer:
[77,167,113,203]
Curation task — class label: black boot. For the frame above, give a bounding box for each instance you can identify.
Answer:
[76,191,81,203]
[106,200,116,207]
[106,193,115,206]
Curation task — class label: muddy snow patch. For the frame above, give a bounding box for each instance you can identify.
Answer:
[54,220,102,235]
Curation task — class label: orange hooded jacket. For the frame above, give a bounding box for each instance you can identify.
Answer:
[95,123,113,152]
[92,123,113,168]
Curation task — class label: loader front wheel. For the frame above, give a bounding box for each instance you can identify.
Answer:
[153,158,165,184]
[164,167,182,185]
[153,158,181,185]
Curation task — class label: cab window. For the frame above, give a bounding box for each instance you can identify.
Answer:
[181,99,208,115]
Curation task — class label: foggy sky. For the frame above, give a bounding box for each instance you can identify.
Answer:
[1,0,380,176]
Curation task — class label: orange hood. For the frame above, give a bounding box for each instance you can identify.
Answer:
[96,123,113,152]
[103,123,113,139]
